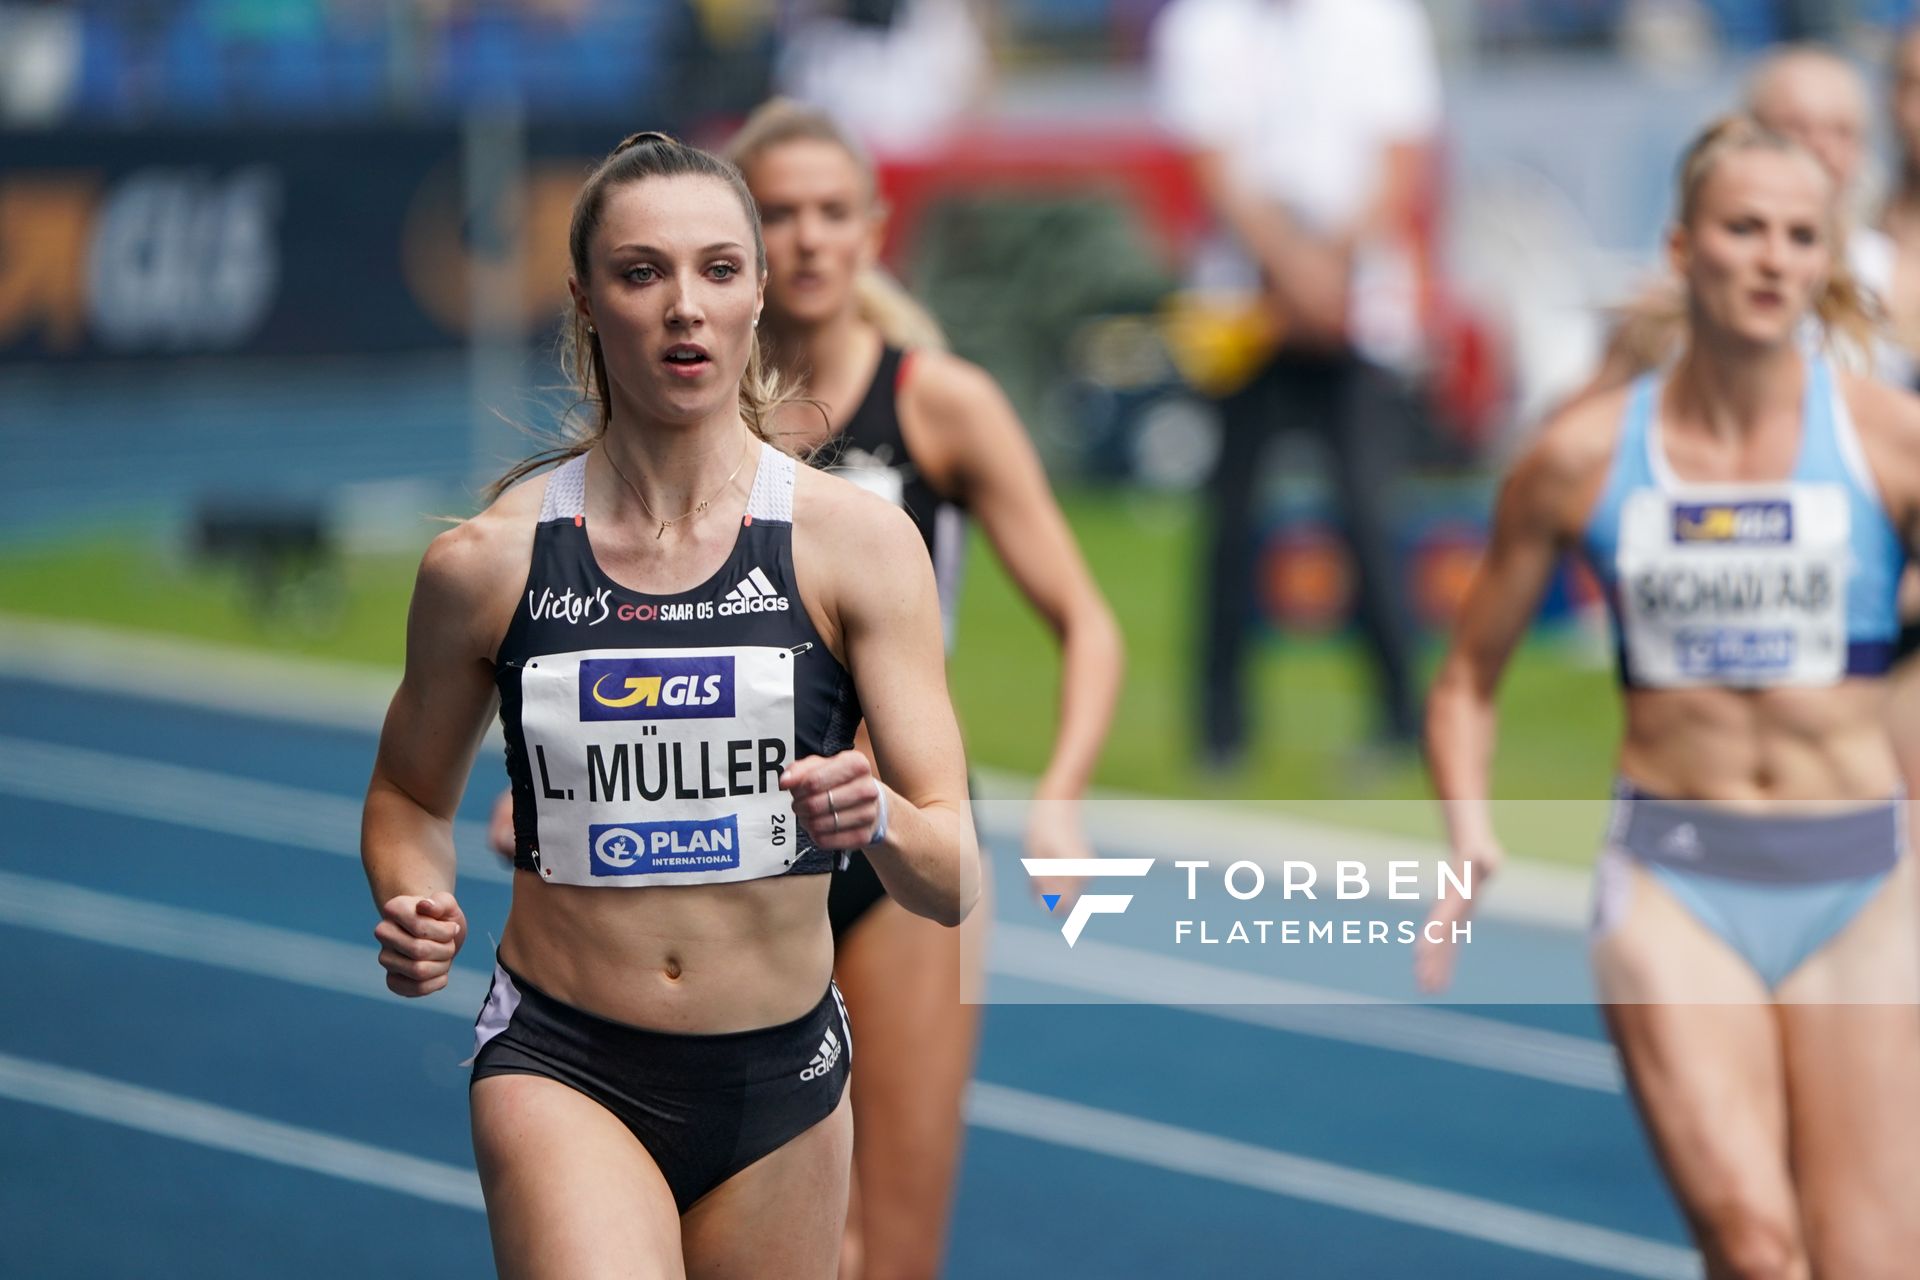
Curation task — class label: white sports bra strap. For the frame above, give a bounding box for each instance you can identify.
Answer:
[746,443,795,524]
[539,454,589,522]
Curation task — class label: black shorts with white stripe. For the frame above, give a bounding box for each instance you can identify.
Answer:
[469,956,850,1212]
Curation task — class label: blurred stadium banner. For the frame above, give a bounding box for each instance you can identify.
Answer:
[0,128,459,361]
[1256,489,1601,638]
[0,126,672,364]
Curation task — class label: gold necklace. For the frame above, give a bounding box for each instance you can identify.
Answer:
[603,434,754,540]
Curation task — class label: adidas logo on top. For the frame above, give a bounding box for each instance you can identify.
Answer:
[800,1027,842,1081]
[720,566,790,616]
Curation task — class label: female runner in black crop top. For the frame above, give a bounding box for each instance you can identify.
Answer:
[360,133,979,1280]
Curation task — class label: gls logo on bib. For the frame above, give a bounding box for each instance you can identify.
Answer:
[1672,500,1793,544]
[579,656,735,722]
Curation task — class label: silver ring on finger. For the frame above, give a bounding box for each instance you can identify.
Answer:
[827,788,838,817]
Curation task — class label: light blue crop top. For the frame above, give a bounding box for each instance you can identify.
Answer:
[1579,357,1904,687]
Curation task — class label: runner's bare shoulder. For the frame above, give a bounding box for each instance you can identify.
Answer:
[412,464,552,661]
[1506,384,1632,538]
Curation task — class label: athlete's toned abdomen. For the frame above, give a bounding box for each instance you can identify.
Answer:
[1616,679,1900,805]
[499,870,835,1033]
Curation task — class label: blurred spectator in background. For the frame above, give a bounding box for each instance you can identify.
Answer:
[1584,44,1905,394]
[1748,45,1882,259]
[0,0,81,124]
[1881,25,1920,363]
[1877,23,1920,848]
[1150,0,1438,769]
[657,0,780,124]
[1747,43,1909,380]
[775,0,989,151]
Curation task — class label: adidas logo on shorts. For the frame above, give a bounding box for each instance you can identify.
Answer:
[799,1027,842,1081]
[1660,822,1703,861]
[719,566,790,616]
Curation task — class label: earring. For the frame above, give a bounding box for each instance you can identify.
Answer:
[587,324,596,334]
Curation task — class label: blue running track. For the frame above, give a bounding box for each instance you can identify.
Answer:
[0,674,1699,1277]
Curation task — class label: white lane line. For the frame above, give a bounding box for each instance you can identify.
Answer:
[0,870,1687,1275]
[967,1083,1699,1280]
[992,924,1622,1094]
[0,732,1612,1092]
[0,869,492,1014]
[0,614,398,733]
[0,1051,484,1212]
[0,734,505,884]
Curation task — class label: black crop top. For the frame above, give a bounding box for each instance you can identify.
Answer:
[493,443,860,887]
[821,346,968,645]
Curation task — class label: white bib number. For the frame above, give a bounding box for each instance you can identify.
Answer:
[517,646,800,886]
[1615,484,1850,688]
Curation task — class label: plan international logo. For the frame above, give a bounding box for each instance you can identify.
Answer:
[589,817,742,876]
